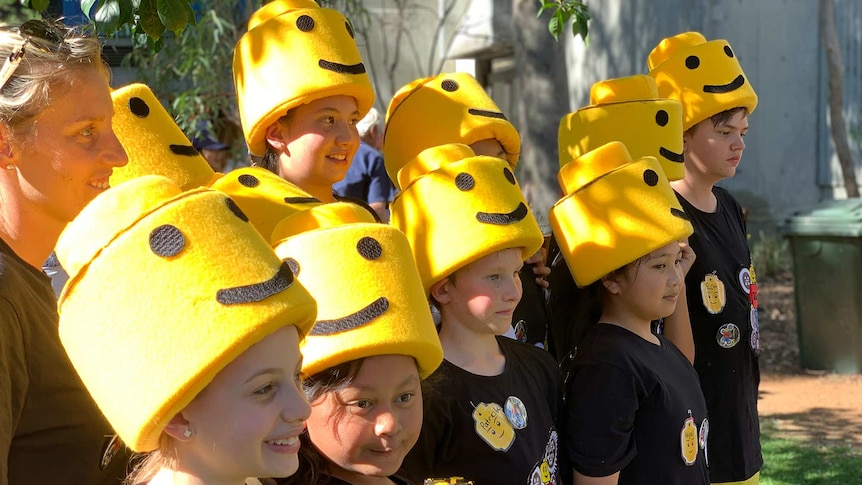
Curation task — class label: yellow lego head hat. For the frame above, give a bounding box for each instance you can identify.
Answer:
[647,31,758,130]
[390,143,543,292]
[558,75,685,181]
[271,203,443,379]
[56,175,317,452]
[109,84,219,191]
[383,72,519,188]
[549,142,693,287]
[234,0,374,156]
[210,166,322,242]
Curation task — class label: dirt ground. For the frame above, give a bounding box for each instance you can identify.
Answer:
[756,269,862,447]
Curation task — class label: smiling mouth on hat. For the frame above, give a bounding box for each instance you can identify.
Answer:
[467,108,507,121]
[659,147,685,163]
[671,208,690,220]
[309,297,390,335]
[216,261,294,304]
[476,202,528,225]
[703,75,744,94]
[318,59,366,75]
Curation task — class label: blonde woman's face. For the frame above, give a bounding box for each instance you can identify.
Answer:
[179,326,310,482]
[9,67,127,225]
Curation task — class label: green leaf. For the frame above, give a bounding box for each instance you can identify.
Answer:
[572,17,588,40]
[79,0,99,19]
[548,12,562,41]
[138,0,165,40]
[156,0,189,34]
[27,0,49,12]
[117,0,134,26]
[94,0,122,35]
[181,0,197,27]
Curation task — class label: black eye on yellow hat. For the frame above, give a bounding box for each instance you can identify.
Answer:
[390,143,543,293]
[549,141,693,287]
[110,83,220,190]
[233,0,374,156]
[558,75,685,181]
[56,175,317,453]
[271,203,443,379]
[383,72,519,189]
[647,31,757,130]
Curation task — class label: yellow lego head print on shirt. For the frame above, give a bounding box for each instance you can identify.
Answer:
[648,31,758,130]
[233,0,374,156]
[56,175,316,452]
[558,75,685,181]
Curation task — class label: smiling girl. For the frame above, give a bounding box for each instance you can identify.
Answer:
[233,0,374,204]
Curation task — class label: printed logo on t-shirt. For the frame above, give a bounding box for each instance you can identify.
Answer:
[505,395,528,429]
[472,401,515,451]
[680,411,698,466]
[699,418,709,467]
[514,320,527,343]
[750,307,760,356]
[716,323,740,349]
[748,264,759,309]
[739,266,751,294]
[100,434,122,470]
[700,272,726,314]
[527,429,559,485]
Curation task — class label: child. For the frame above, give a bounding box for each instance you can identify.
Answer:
[648,31,762,484]
[391,143,562,484]
[267,202,443,485]
[55,175,318,484]
[383,72,550,348]
[233,0,374,205]
[549,141,706,484]
[550,74,694,362]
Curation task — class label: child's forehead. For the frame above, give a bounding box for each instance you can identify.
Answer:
[463,247,524,269]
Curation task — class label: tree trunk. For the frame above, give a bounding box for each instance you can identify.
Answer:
[820,0,859,198]
[512,0,571,227]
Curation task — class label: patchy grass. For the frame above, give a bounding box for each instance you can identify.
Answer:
[760,418,862,484]
[750,230,792,279]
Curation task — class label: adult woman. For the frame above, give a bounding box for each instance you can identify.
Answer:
[0,18,128,483]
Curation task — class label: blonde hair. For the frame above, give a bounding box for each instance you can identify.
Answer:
[124,435,179,485]
[0,19,107,136]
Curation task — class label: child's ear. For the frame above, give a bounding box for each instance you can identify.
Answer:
[601,275,622,295]
[429,277,452,305]
[264,121,288,154]
[163,412,193,442]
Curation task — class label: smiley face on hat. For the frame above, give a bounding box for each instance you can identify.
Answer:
[270,203,442,379]
[234,0,374,156]
[383,72,519,189]
[558,75,685,181]
[550,141,693,287]
[390,143,543,292]
[56,175,316,452]
[109,84,219,191]
[647,31,758,130]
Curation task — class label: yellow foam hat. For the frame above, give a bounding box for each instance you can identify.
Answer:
[390,144,543,292]
[210,166,323,242]
[271,204,443,379]
[647,31,758,130]
[56,175,317,452]
[234,0,374,156]
[549,142,693,287]
[559,75,685,181]
[109,84,219,191]
[383,72,519,189]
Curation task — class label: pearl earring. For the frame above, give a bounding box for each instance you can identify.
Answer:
[4,164,12,170]
[183,428,193,439]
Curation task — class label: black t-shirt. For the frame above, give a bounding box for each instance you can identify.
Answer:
[401,337,564,485]
[322,474,414,485]
[564,324,709,485]
[676,187,762,482]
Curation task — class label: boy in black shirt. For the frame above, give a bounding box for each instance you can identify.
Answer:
[648,31,762,484]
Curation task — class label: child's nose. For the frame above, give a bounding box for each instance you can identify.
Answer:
[374,409,402,437]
